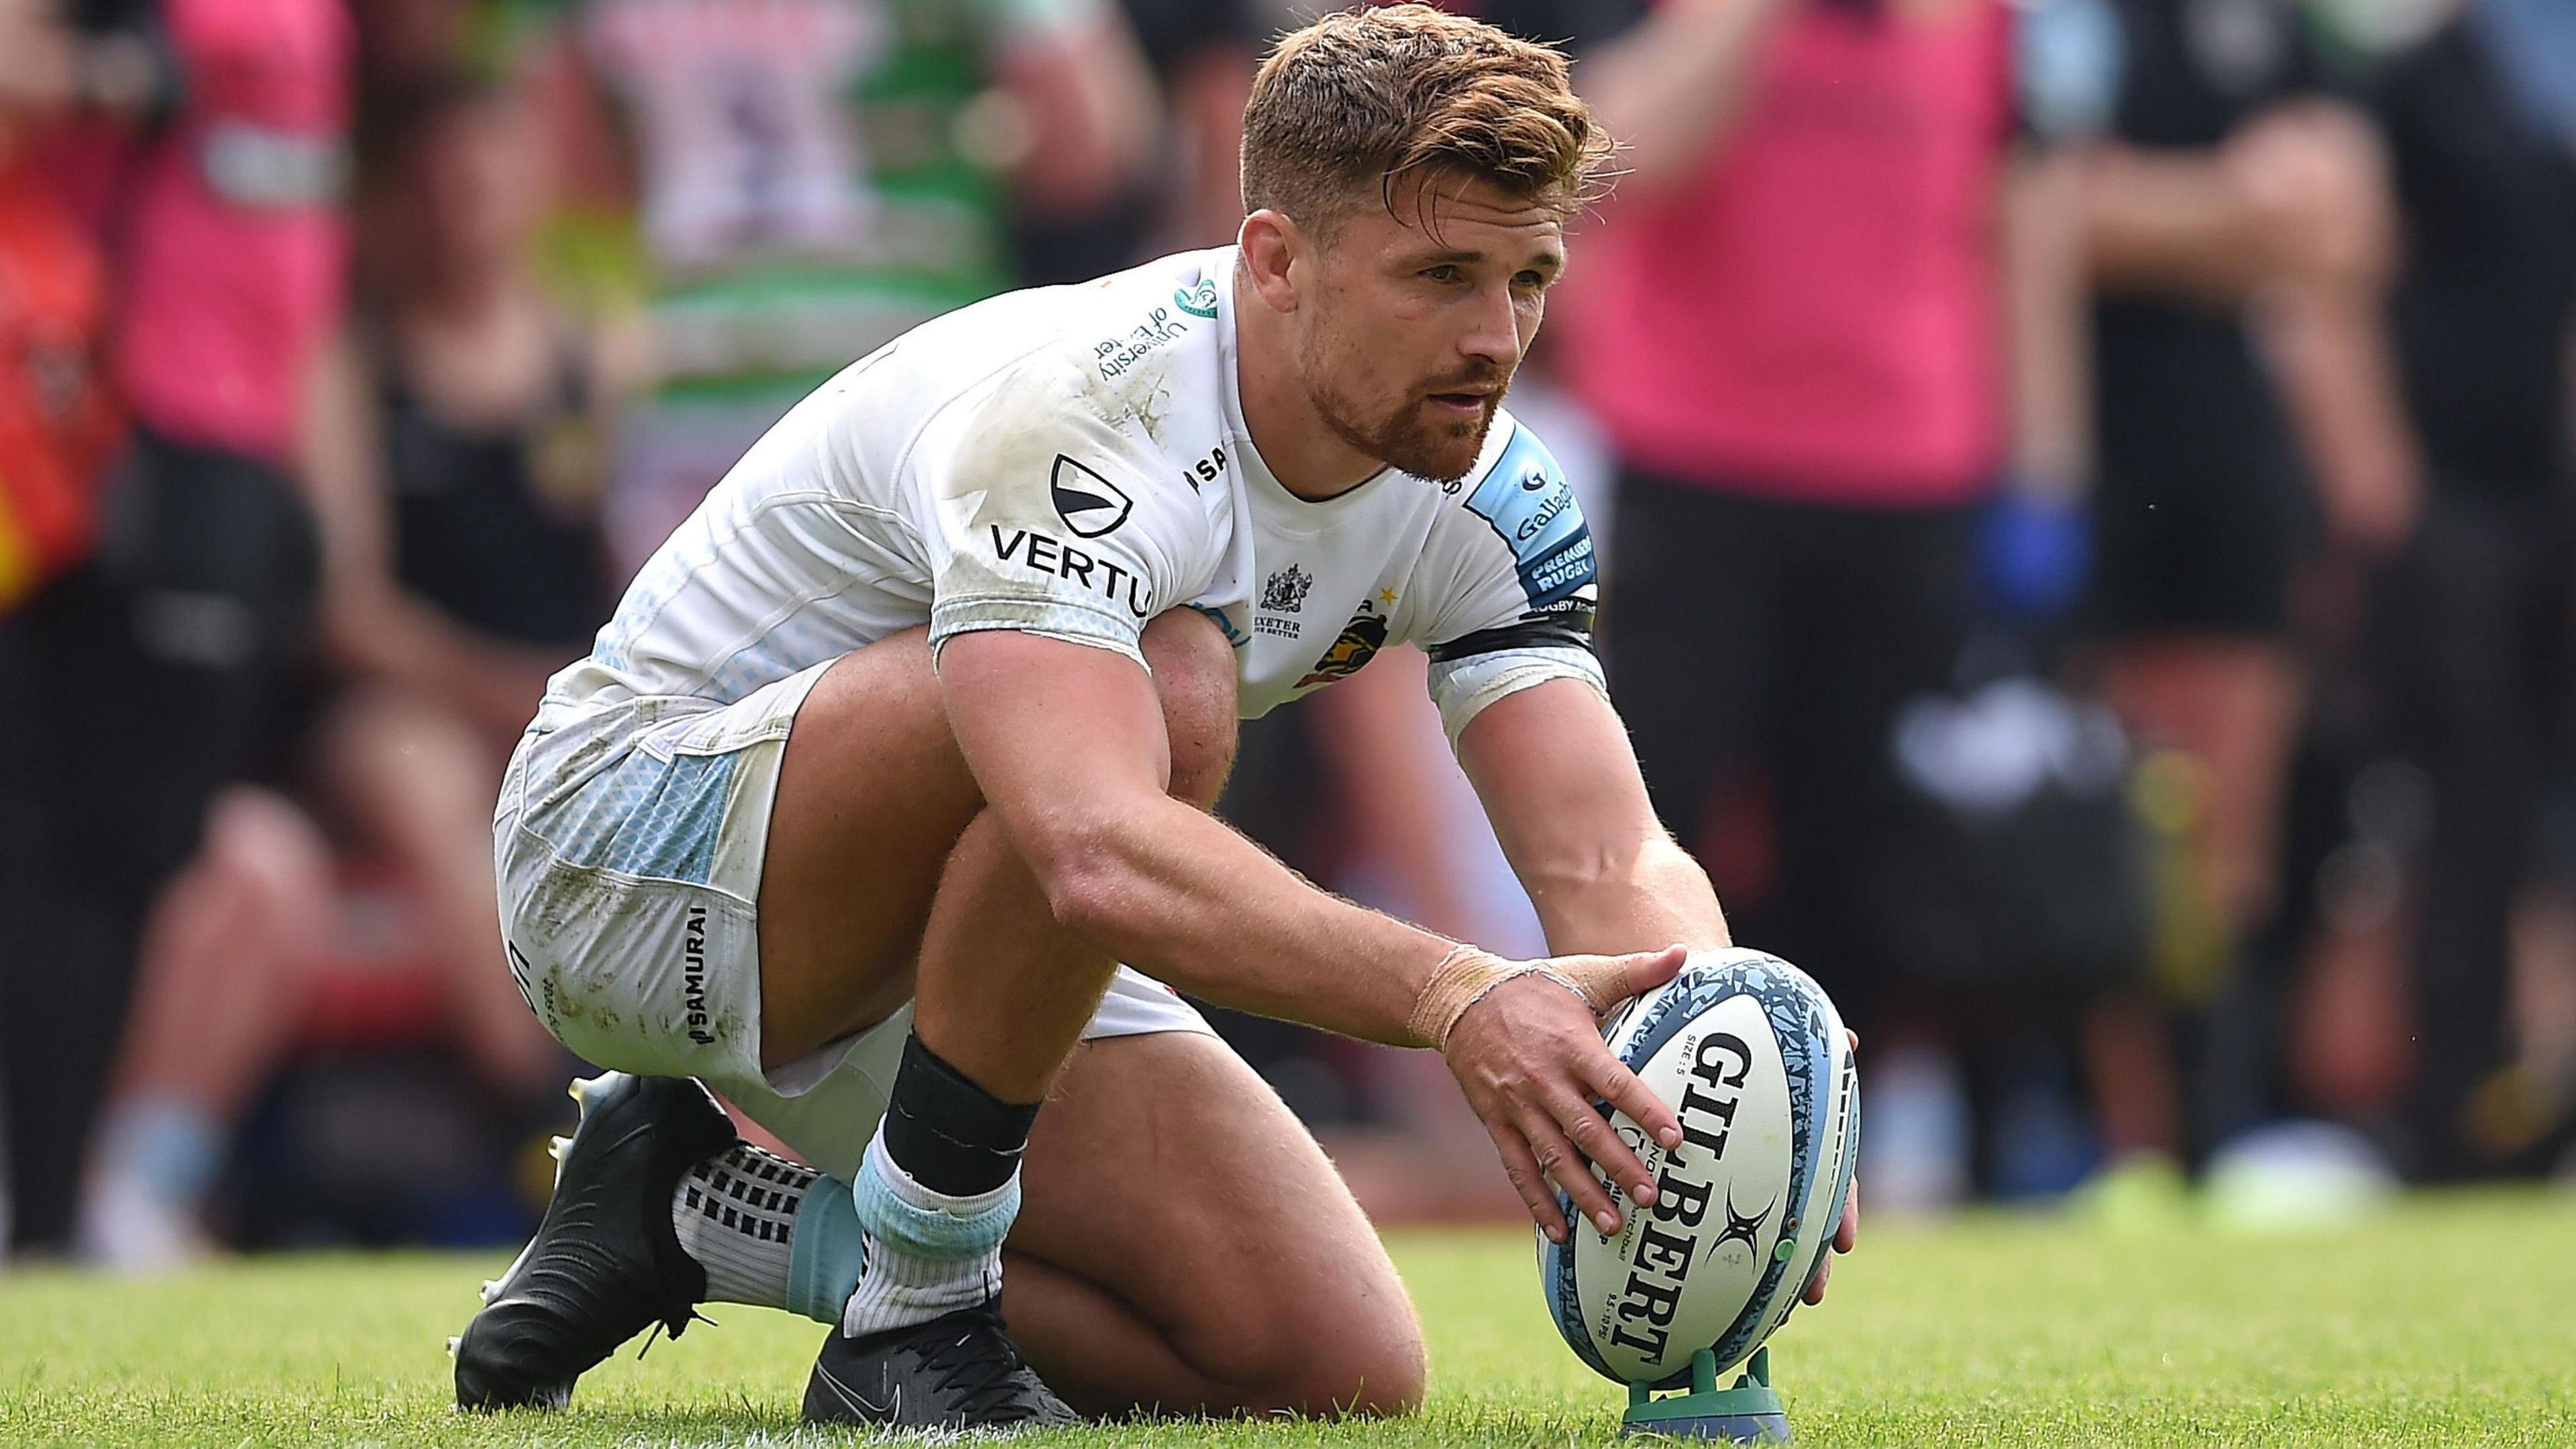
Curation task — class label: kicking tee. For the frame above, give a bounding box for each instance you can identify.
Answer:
[551,246,1603,740]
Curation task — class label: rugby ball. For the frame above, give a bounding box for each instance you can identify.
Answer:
[1538,948,1859,1387]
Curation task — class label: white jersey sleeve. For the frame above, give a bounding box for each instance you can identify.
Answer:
[918,352,1218,670]
[1415,421,1607,743]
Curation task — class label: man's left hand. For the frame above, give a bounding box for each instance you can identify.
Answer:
[1801,1029,1861,1305]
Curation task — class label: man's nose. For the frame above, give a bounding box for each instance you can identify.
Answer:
[1461,284,1524,371]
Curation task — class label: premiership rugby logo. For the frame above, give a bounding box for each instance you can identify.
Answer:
[1050,455,1133,538]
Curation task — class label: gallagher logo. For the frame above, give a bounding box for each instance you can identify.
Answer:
[1050,455,1134,538]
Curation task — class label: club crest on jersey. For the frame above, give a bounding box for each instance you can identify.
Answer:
[1051,455,1133,538]
[1254,564,1312,639]
[1260,564,1312,614]
[1297,599,1391,689]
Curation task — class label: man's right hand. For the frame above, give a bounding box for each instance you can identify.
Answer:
[1442,945,1688,1244]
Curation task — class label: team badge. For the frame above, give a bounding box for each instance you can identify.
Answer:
[1297,600,1391,689]
[1050,455,1133,538]
[1254,564,1313,639]
[1260,564,1313,614]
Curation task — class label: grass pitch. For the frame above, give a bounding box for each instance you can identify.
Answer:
[4,1191,2571,1447]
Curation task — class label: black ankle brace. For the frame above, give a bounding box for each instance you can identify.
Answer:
[880,1034,1041,1197]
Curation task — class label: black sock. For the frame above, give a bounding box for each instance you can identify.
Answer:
[881,1034,1040,1197]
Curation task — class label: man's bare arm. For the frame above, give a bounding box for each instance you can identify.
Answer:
[2004,148,2095,496]
[937,627,1688,1239]
[942,628,1452,1040]
[2242,107,2418,558]
[2081,143,2275,305]
[296,328,563,739]
[1454,678,1728,957]
[2087,102,2418,556]
[2086,101,2392,309]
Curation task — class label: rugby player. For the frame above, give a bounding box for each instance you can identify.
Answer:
[453,4,1854,1430]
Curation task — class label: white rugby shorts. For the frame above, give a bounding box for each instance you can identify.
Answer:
[494,658,1215,1180]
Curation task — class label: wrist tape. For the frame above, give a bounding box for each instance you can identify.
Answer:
[1408,944,1589,1049]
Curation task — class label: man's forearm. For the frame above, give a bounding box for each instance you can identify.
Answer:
[2258,279,2418,552]
[2082,146,2267,305]
[1043,796,1460,1045]
[1456,678,1729,963]
[1525,836,1729,961]
[2004,149,2094,491]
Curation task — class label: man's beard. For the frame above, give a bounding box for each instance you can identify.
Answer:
[1311,359,1507,485]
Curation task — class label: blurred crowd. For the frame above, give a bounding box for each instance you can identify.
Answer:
[1,0,2571,1265]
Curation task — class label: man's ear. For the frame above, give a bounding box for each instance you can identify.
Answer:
[1238,209,1305,315]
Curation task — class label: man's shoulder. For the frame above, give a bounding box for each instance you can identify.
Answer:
[1059,248,1232,396]
[1433,413,1578,529]
[1424,413,1594,610]
[918,249,1234,462]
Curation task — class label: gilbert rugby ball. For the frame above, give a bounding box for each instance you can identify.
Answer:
[1538,948,1859,1387]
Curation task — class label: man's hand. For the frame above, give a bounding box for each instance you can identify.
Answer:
[1801,1177,1860,1305]
[1443,945,1688,1243]
[1800,1029,1862,1305]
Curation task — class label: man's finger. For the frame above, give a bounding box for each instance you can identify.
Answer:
[1486,1118,1571,1244]
[1519,1102,1625,1239]
[1805,1177,1858,1305]
[1546,1081,1657,1208]
[1580,1044,1683,1152]
[1554,943,1688,1015]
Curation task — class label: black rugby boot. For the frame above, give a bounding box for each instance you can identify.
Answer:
[804,1301,1081,1433]
[452,1072,737,1410]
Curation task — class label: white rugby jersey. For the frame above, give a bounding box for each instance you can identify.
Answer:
[551,247,1603,738]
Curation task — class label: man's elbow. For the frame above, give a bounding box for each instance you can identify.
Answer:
[1024,818,1142,942]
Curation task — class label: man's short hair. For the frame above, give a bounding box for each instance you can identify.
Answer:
[1240,3,1613,243]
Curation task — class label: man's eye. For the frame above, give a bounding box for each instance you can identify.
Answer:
[1422,264,1463,283]
[1513,271,1547,291]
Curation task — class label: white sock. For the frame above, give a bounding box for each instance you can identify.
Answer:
[77,1097,223,1271]
[671,1143,821,1308]
[840,1129,1018,1338]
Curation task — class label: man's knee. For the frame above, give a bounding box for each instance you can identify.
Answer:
[1185,1213,1426,1417]
[1139,608,1238,811]
[1219,1289,1427,1417]
[1335,1329,1430,1418]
